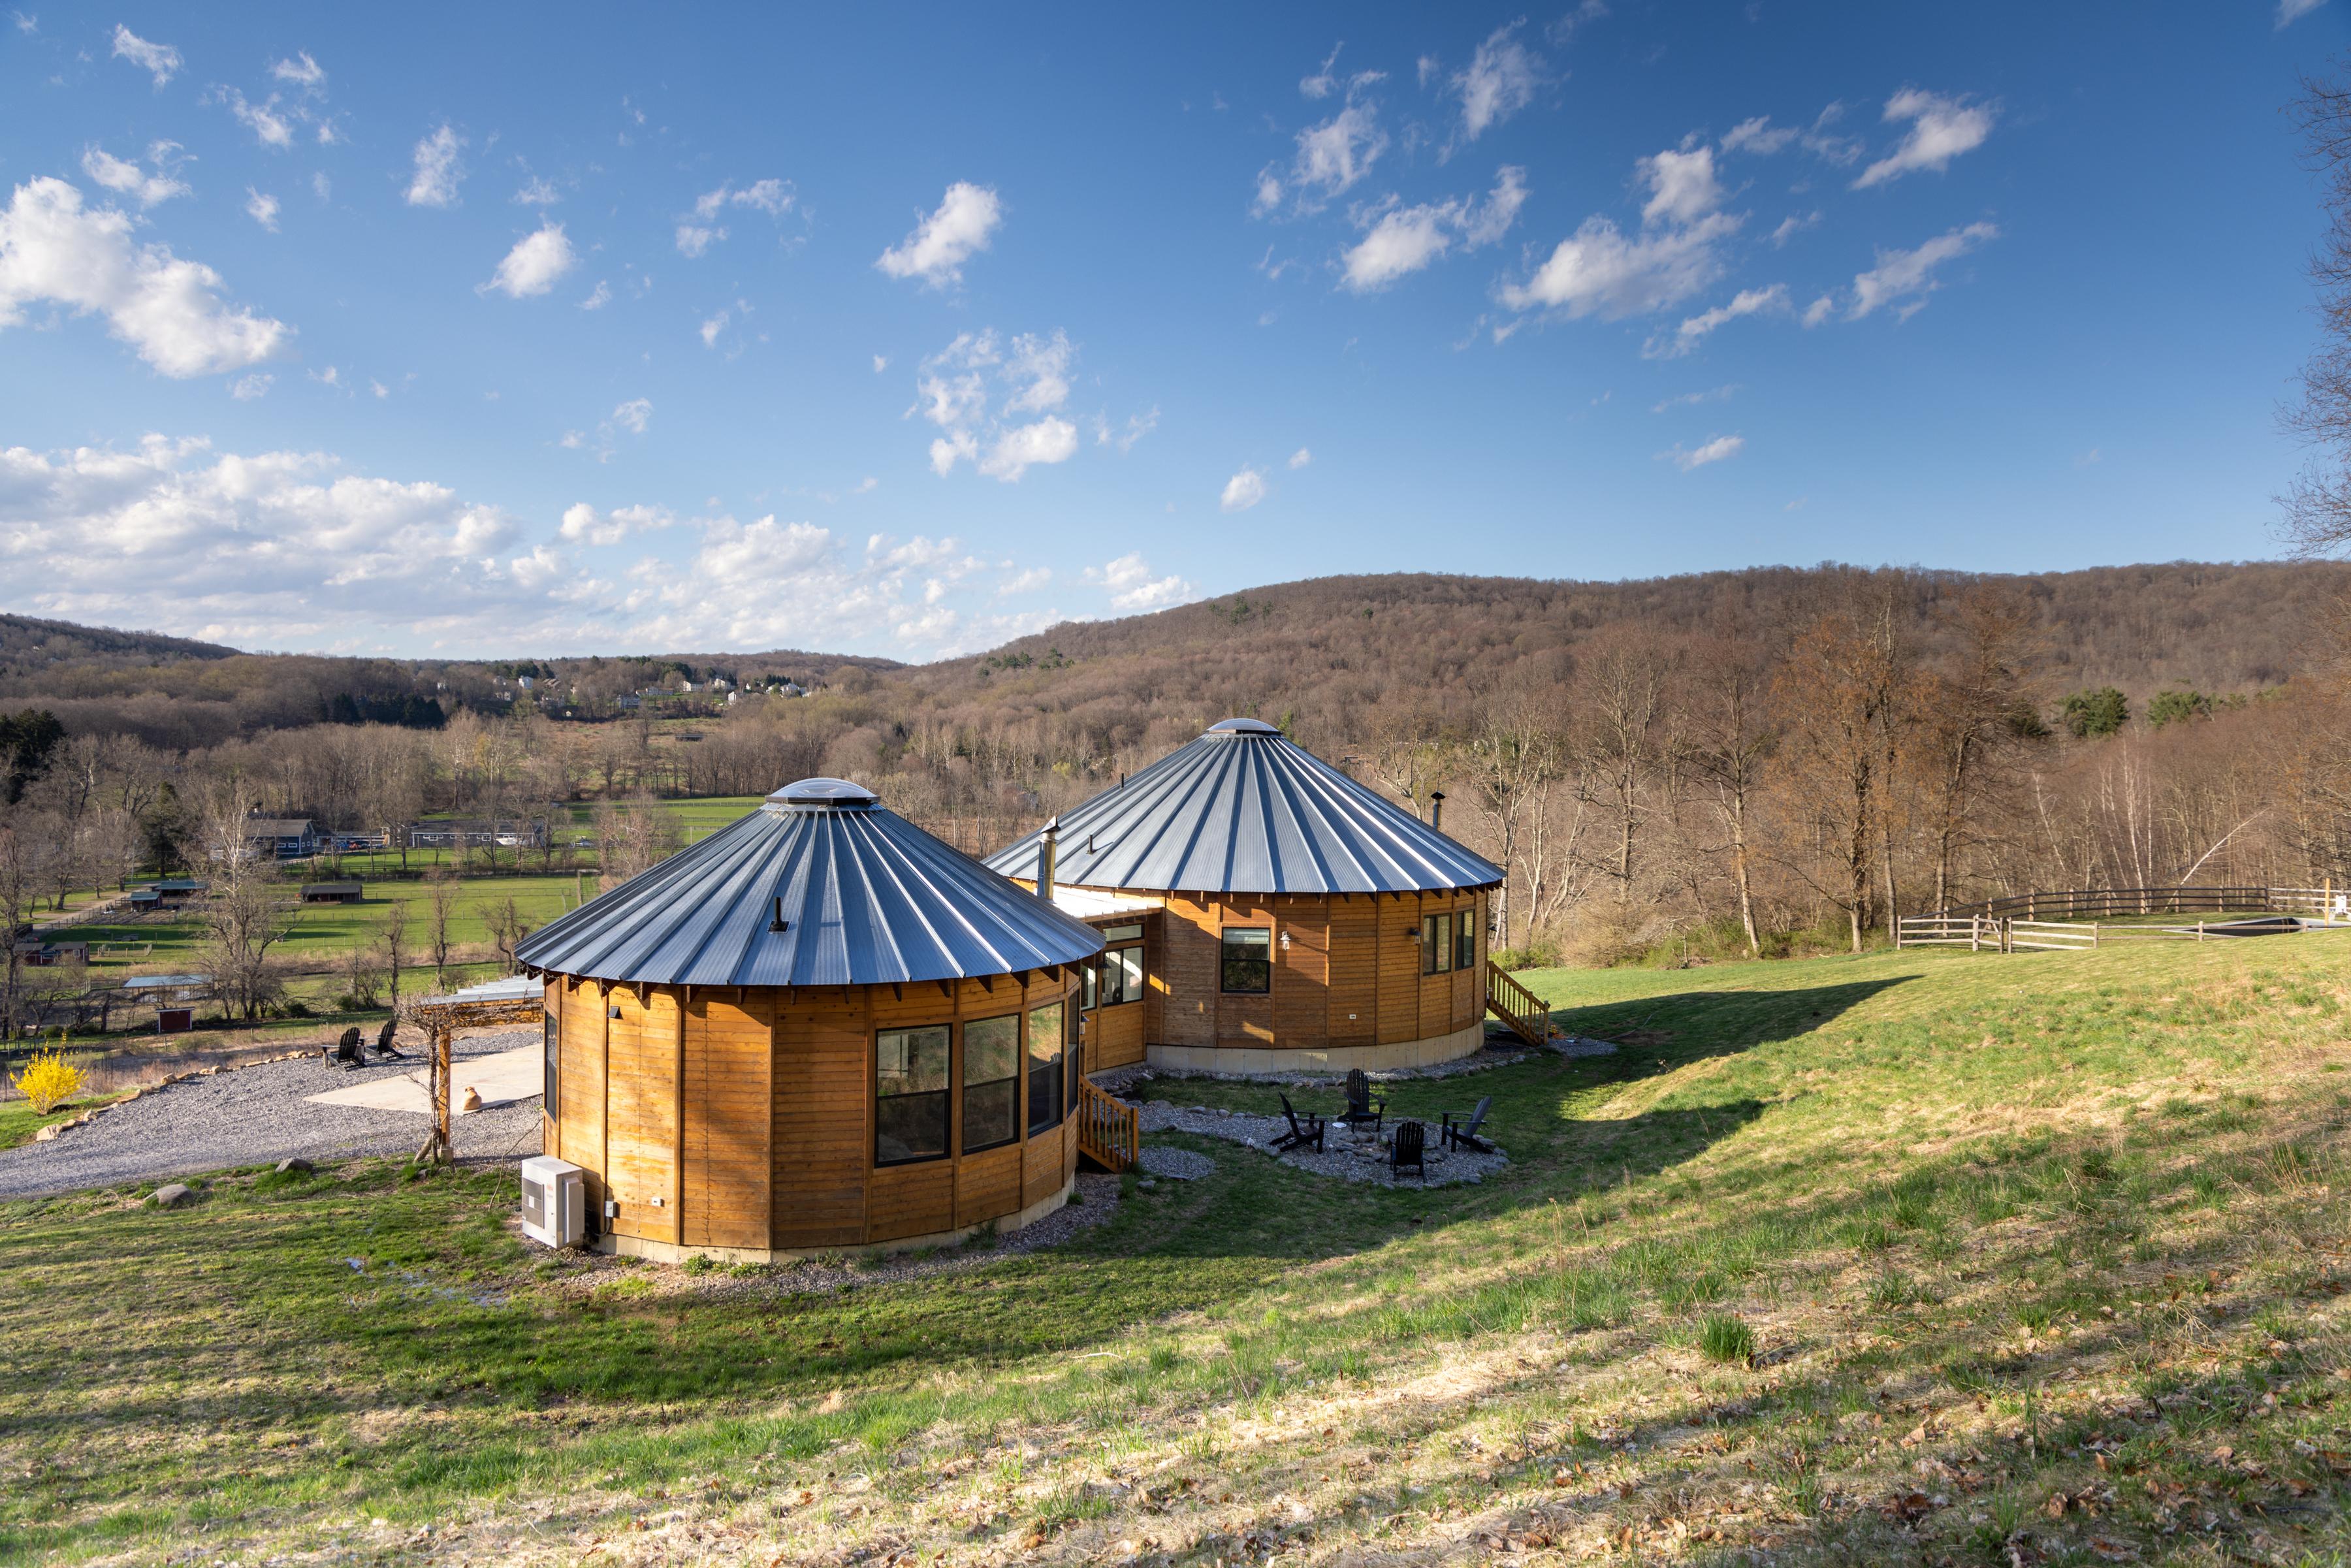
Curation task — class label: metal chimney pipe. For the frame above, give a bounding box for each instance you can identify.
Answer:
[1430,790,1446,831]
[1037,816,1059,903]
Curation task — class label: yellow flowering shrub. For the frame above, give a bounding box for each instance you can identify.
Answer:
[10,1049,86,1115]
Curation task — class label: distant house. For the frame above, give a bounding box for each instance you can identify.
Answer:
[517,675,535,691]
[244,818,319,859]
[615,695,642,711]
[133,878,210,908]
[300,880,364,904]
[13,938,88,967]
[406,818,550,850]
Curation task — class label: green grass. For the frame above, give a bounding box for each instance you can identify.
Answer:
[4,937,2350,1563]
[0,1094,122,1152]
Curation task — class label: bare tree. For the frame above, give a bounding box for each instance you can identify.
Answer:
[426,869,456,986]
[2285,67,2351,554]
[376,901,409,1012]
[481,897,533,976]
[200,872,295,1020]
[1682,629,1778,958]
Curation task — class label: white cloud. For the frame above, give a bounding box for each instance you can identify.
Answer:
[229,373,271,400]
[1453,23,1543,142]
[270,52,324,89]
[220,89,294,150]
[513,176,561,208]
[80,147,187,207]
[872,354,888,373]
[2280,0,2327,25]
[1650,384,1738,413]
[1288,447,1312,469]
[1769,211,1821,246]
[1801,294,1835,328]
[483,223,576,298]
[1086,552,1196,612]
[406,125,465,208]
[1220,468,1268,512]
[0,178,289,377]
[695,178,792,219]
[578,280,611,310]
[244,188,280,232]
[12,12,35,35]
[698,309,729,347]
[998,566,1052,596]
[876,182,1002,286]
[311,171,331,202]
[1499,211,1736,319]
[979,418,1078,482]
[1853,89,1996,189]
[1663,434,1744,470]
[1301,43,1343,99]
[1094,407,1159,452]
[558,501,671,545]
[1719,116,1797,155]
[110,25,179,86]
[609,398,651,435]
[1646,283,1787,358]
[1339,165,1525,292]
[915,328,1094,482]
[1639,145,1723,228]
[369,379,387,398]
[675,224,720,257]
[1845,221,1998,319]
[1290,102,1386,205]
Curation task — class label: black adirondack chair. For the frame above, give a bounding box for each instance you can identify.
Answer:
[1390,1119,1426,1183]
[370,1019,404,1058]
[1336,1068,1384,1130]
[1274,1093,1325,1152]
[1441,1094,1495,1153]
[328,1026,364,1068]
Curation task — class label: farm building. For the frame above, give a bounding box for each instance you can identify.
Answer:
[300,880,364,904]
[987,719,1537,1075]
[513,777,1108,1260]
[242,817,319,858]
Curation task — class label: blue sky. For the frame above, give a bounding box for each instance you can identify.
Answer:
[0,3,2343,659]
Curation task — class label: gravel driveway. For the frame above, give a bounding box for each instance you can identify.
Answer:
[0,1029,543,1198]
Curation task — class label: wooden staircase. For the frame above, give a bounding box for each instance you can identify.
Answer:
[1076,1077,1140,1172]
[1486,960,1556,1047]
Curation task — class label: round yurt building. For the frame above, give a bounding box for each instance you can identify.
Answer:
[986,720,1506,1076]
[516,778,1103,1260]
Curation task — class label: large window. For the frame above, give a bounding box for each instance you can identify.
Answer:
[543,1012,560,1119]
[962,1014,1020,1153]
[876,1025,950,1165]
[1422,912,1455,976]
[1099,944,1144,1006]
[1221,927,1272,993]
[1454,909,1477,972]
[1028,1000,1065,1134]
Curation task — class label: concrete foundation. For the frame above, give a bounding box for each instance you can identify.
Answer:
[588,1176,1076,1264]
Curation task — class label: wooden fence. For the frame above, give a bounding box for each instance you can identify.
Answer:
[1899,908,2322,954]
[1936,886,2344,921]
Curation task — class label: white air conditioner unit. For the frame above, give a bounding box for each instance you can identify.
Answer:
[519,1155,584,1248]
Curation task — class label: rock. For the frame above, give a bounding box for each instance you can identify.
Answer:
[149,1183,194,1208]
[33,1125,59,1142]
[275,1157,313,1175]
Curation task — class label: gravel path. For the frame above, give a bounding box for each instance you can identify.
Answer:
[0,1030,543,1197]
[1134,1100,1509,1187]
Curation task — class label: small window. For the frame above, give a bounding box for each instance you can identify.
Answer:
[962,1014,1020,1153]
[1067,1003,1085,1104]
[1028,1000,1065,1133]
[1100,921,1144,943]
[1081,960,1098,1011]
[543,1012,560,1119]
[1100,944,1143,1006]
[876,1025,950,1165]
[1454,910,1477,972]
[1422,912,1454,975]
[1221,927,1271,993]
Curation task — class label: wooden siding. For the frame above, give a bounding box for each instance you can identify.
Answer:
[771,997,869,1249]
[603,984,679,1243]
[684,990,771,1250]
[1085,999,1145,1071]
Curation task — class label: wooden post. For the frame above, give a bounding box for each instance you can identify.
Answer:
[419,1021,453,1166]
[2092,923,2100,950]
[2197,921,2204,943]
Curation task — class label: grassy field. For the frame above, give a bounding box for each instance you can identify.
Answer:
[1,938,2348,1563]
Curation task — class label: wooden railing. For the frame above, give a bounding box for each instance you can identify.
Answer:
[1899,912,2312,953]
[1936,886,2342,921]
[1076,1077,1138,1172]
[1486,960,1554,1046]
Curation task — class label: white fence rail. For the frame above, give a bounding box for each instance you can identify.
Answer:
[1899,904,2328,955]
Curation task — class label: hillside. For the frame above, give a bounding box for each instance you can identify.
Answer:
[0,612,235,677]
[3,937,2344,1561]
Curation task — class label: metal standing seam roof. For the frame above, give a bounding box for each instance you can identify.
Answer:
[513,778,1104,988]
[985,719,1503,895]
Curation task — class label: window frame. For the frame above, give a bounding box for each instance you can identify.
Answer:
[874,1023,953,1168]
[1422,912,1455,976]
[1220,925,1273,995]
[1027,1000,1066,1134]
[1454,907,1477,972]
[1099,942,1144,1006]
[960,1012,1022,1155]
[543,1011,560,1120]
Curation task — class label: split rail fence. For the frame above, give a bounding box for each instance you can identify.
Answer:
[1898,885,2346,953]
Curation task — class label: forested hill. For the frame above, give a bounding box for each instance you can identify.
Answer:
[912,562,2351,726]
[0,613,236,677]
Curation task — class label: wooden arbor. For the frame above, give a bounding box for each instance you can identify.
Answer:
[400,976,545,1166]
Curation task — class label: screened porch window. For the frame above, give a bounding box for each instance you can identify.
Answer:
[1221,927,1271,993]
[876,1025,950,1165]
[1028,1000,1065,1134]
[1454,909,1477,971]
[1099,944,1143,1006]
[962,1014,1020,1153]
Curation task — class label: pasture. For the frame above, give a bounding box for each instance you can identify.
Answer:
[1,938,2346,1563]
